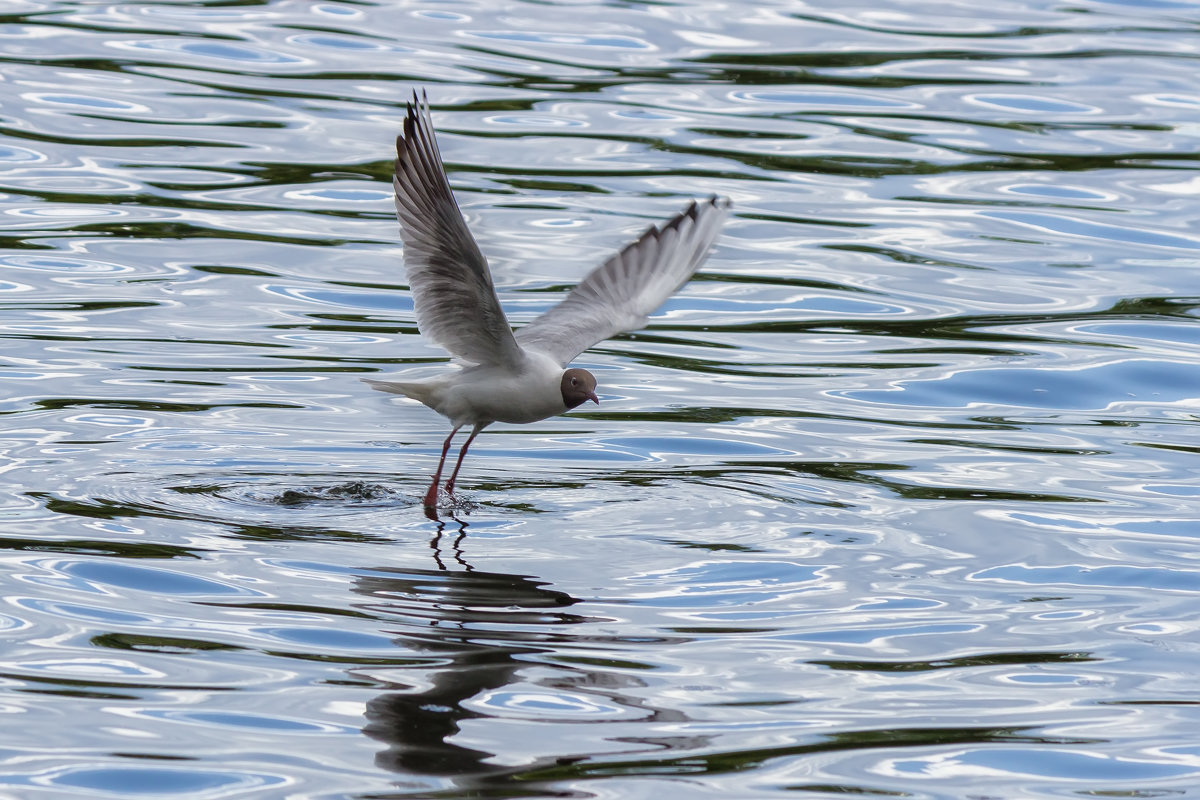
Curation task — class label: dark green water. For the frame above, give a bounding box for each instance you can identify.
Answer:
[2,1,1199,798]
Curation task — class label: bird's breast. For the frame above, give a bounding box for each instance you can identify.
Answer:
[442,358,568,426]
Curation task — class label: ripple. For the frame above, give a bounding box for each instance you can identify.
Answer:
[251,625,396,653]
[260,283,407,312]
[25,93,150,114]
[968,93,1101,115]
[5,205,131,219]
[65,412,155,428]
[0,279,33,294]
[289,33,391,52]
[847,358,1200,412]
[114,38,307,66]
[472,689,645,720]
[486,114,588,128]
[151,709,355,734]
[15,657,166,681]
[42,765,286,796]
[0,144,46,162]
[57,471,416,539]
[11,597,158,626]
[1138,92,1200,109]
[982,210,1200,250]
[970,564,1200,593]
[734,89,921,110]
[464,30,654,50]
[274,332,390,345]
[877,747,1199,782]
[4,173,143,194]
[238,481,405,506]
[413,9,469,22]
[283,185,388,204]
[628,560,825,608]
[56,560,264,597]
[601,435,796,461]
[0,611,29,633]
[1005,183,1113,201]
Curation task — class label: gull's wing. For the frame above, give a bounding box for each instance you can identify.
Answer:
[393,91,523,368]
[514,196,730,366]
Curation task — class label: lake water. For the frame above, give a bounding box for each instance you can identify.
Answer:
[3,0,1200,798]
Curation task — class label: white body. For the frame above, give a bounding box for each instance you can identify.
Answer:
[365,351,566,428]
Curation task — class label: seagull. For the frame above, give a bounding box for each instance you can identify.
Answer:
[365,91,731,510]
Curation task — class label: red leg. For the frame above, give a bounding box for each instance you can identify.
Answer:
[424,425,461,508]
[444,423,484,497]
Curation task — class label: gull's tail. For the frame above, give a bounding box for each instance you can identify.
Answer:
[362,377,438,407]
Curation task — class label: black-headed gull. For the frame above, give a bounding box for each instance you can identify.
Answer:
[365,91,730,509]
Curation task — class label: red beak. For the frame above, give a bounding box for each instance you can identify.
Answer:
[588,392,600,404]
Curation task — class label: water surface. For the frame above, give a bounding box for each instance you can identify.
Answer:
[3,0,1200,798]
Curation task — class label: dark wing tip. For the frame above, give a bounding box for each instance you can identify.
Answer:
[676,195,731,226]
[397,90,436,180]
[619,194,731,256]
[706,194,732,211]
[399,89,431,152]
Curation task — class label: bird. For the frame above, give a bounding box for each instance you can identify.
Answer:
[364,91,731,510]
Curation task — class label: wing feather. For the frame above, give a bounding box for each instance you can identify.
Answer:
[514,196,731,366]
[393,91,522,367]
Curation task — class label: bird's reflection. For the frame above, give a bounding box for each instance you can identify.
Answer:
[426,512,471,569]
[353,524,699,793]
[355,543,590,784]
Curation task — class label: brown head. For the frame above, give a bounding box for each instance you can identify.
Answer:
[561,368,599,409]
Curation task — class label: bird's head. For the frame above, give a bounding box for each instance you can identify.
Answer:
[561,368,599,409]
